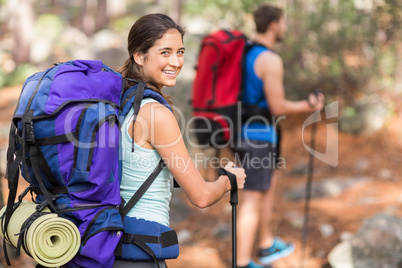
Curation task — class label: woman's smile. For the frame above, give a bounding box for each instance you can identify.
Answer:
[163,69,178,77]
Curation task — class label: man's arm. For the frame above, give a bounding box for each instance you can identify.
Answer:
[255,51,323,116]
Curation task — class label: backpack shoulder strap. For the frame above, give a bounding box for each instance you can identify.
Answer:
[119,158,165,218]
[118,80,175,217]
[119,81,171,152]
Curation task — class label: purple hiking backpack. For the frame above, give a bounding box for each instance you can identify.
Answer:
[2,60,175,268]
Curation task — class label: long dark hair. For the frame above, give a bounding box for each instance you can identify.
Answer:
[118,13,185,105]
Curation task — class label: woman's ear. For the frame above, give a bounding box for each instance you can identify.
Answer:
[133,52,144,66]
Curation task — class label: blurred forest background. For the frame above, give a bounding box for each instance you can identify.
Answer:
[0,0,402,267]
[1,0,401,134]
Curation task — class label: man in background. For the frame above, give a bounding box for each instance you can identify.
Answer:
[236,4,324,268]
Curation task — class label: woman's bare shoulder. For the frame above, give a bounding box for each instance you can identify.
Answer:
[139,101,176,126]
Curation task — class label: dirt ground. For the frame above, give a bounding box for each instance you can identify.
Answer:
[167,105,402,268]
[0,85,401,268]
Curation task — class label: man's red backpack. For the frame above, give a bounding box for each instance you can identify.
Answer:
[191,29,247,147]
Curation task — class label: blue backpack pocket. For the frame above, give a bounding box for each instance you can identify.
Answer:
[66,206,124,268]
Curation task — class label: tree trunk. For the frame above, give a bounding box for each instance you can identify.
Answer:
[106,0,126,19]
[95,0,108,31]
[7,0,35,65]
[81,0,97,36]
[169,0,183,24]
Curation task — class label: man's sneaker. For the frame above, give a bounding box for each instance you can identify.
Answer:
[258,237,295,264]
[237,260,271,268]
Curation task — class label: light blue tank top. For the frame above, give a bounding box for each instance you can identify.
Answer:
[242,45,277,144]
[120,98,172,226]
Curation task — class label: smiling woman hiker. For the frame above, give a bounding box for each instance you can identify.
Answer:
[114,13,247,268]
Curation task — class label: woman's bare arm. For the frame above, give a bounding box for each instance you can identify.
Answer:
[134,102,246,208]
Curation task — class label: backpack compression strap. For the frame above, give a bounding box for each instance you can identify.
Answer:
[2,122,23,265]
[20,67,59,213]
[3,67,58,265]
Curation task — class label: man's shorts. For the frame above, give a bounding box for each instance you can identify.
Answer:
[234,140,278,191]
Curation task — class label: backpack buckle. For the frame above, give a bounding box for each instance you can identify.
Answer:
[25,121,35,144]
[17,186,31,202]
[36,200,49,212]
[122,233,135,244]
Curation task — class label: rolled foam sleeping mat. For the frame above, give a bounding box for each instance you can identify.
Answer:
[0,201,80,267]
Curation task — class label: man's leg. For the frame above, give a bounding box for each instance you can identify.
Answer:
[258,174,277,249]
[236,190,264,266]
[257,174,295,265]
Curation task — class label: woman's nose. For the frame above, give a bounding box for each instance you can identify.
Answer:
[169,55,180,67]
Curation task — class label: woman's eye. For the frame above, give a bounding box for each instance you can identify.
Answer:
[178,50,185,55]
[161,51,170,55]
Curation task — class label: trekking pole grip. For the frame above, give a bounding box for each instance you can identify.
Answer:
[219,168,238,205]
[307,89,323,109]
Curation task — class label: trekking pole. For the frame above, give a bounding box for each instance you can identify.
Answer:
[219,168,238,268]
[300,90,321,268]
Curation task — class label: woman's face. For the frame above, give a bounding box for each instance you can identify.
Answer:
[135,29,185,90]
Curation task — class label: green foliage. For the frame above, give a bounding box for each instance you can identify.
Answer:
[0,68,7,88]
[184,0,400,111]
[279,0,400,103]
[12,64,38,85]
[185,0,271,29]
[35,14,64,41]
[111,15,139,35]
[1,64,39,87]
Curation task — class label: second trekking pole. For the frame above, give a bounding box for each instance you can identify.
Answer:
[219,168,238,268]
[300,90,322,268]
